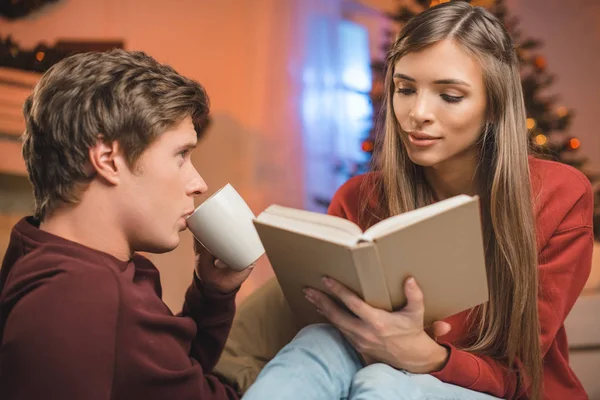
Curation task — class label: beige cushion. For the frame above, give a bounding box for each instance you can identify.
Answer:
[213,278,302,393]
[584,242,600,292]
[565,242,600,347]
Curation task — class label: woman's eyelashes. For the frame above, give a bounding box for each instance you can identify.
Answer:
[396,87,416,96]
[395,86,464,103]
[441,93,464,103]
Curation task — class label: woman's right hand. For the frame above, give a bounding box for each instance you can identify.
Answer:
[304,276,452,373]
[361,319,451,366]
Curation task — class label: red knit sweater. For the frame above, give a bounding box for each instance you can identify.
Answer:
[327,157,593,400]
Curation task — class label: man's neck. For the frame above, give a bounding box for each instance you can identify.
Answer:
[40,200,132,262]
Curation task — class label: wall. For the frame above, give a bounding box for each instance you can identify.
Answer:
[2,0,599,311]
[0,0,305,311]
[506,0,600,169]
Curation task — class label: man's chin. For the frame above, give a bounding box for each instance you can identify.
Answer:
[140,238,180,255]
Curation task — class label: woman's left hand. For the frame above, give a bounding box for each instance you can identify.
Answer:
[303,276,449,373]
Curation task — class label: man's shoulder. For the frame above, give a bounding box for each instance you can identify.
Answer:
[4,244,122,303]
[19,242,121,273]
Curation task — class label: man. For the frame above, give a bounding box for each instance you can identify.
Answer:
[0,49,250,399]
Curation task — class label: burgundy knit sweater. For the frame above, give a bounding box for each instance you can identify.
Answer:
[0,217,239,400]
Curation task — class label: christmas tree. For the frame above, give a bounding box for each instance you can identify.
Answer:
[0,0,58,20]
[360,0,600,239]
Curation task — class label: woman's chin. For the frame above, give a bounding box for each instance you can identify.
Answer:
[406,151,442,168]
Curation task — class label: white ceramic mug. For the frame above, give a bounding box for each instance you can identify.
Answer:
[186,184,265,271]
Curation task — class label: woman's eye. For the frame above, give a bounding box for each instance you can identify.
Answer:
[396,88,415,95]
[441,94,464,103]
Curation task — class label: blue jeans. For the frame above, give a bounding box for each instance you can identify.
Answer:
[242,324,501,400]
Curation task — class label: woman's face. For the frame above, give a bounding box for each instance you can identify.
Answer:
[392,39,488,170]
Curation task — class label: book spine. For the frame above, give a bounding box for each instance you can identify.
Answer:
[351,243,393,312]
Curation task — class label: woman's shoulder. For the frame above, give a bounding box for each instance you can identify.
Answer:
[529,155,592,201]
[529,155,593,236]
[335,172,379,197]
[328,172,382,226]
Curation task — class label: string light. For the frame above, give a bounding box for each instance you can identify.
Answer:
[518,49,531,61]
[35,51,45,62]
[526,118,536,130]
[534,56,547,70]
[470,0,497,7]
[361,140,374,153]
[556,106,568,118]
[569,138,581,150]
[535,134,547,146]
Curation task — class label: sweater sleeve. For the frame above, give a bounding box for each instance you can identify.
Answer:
[1,264,240,400]
[0,264,119,400]
[180,274,238,374]
[431,182,594,399]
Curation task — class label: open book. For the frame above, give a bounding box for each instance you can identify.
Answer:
[253,195,489,326]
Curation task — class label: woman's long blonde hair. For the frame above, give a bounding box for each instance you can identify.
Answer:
[364,2,541,398]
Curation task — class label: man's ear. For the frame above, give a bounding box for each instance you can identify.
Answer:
[88,136,126,185]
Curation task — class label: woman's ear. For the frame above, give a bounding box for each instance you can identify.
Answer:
[88,136,125,185]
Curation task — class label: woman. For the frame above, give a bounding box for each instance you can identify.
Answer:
[239,2,593,399]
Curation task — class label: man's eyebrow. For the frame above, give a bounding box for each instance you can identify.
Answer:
[176,141,198,152]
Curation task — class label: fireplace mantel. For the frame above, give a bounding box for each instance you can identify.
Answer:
[0,67,40,176]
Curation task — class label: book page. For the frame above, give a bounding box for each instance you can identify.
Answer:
[254,224,377,326]
[362,195,476,240]
[372,198,488,326]
[255,205,363,247]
